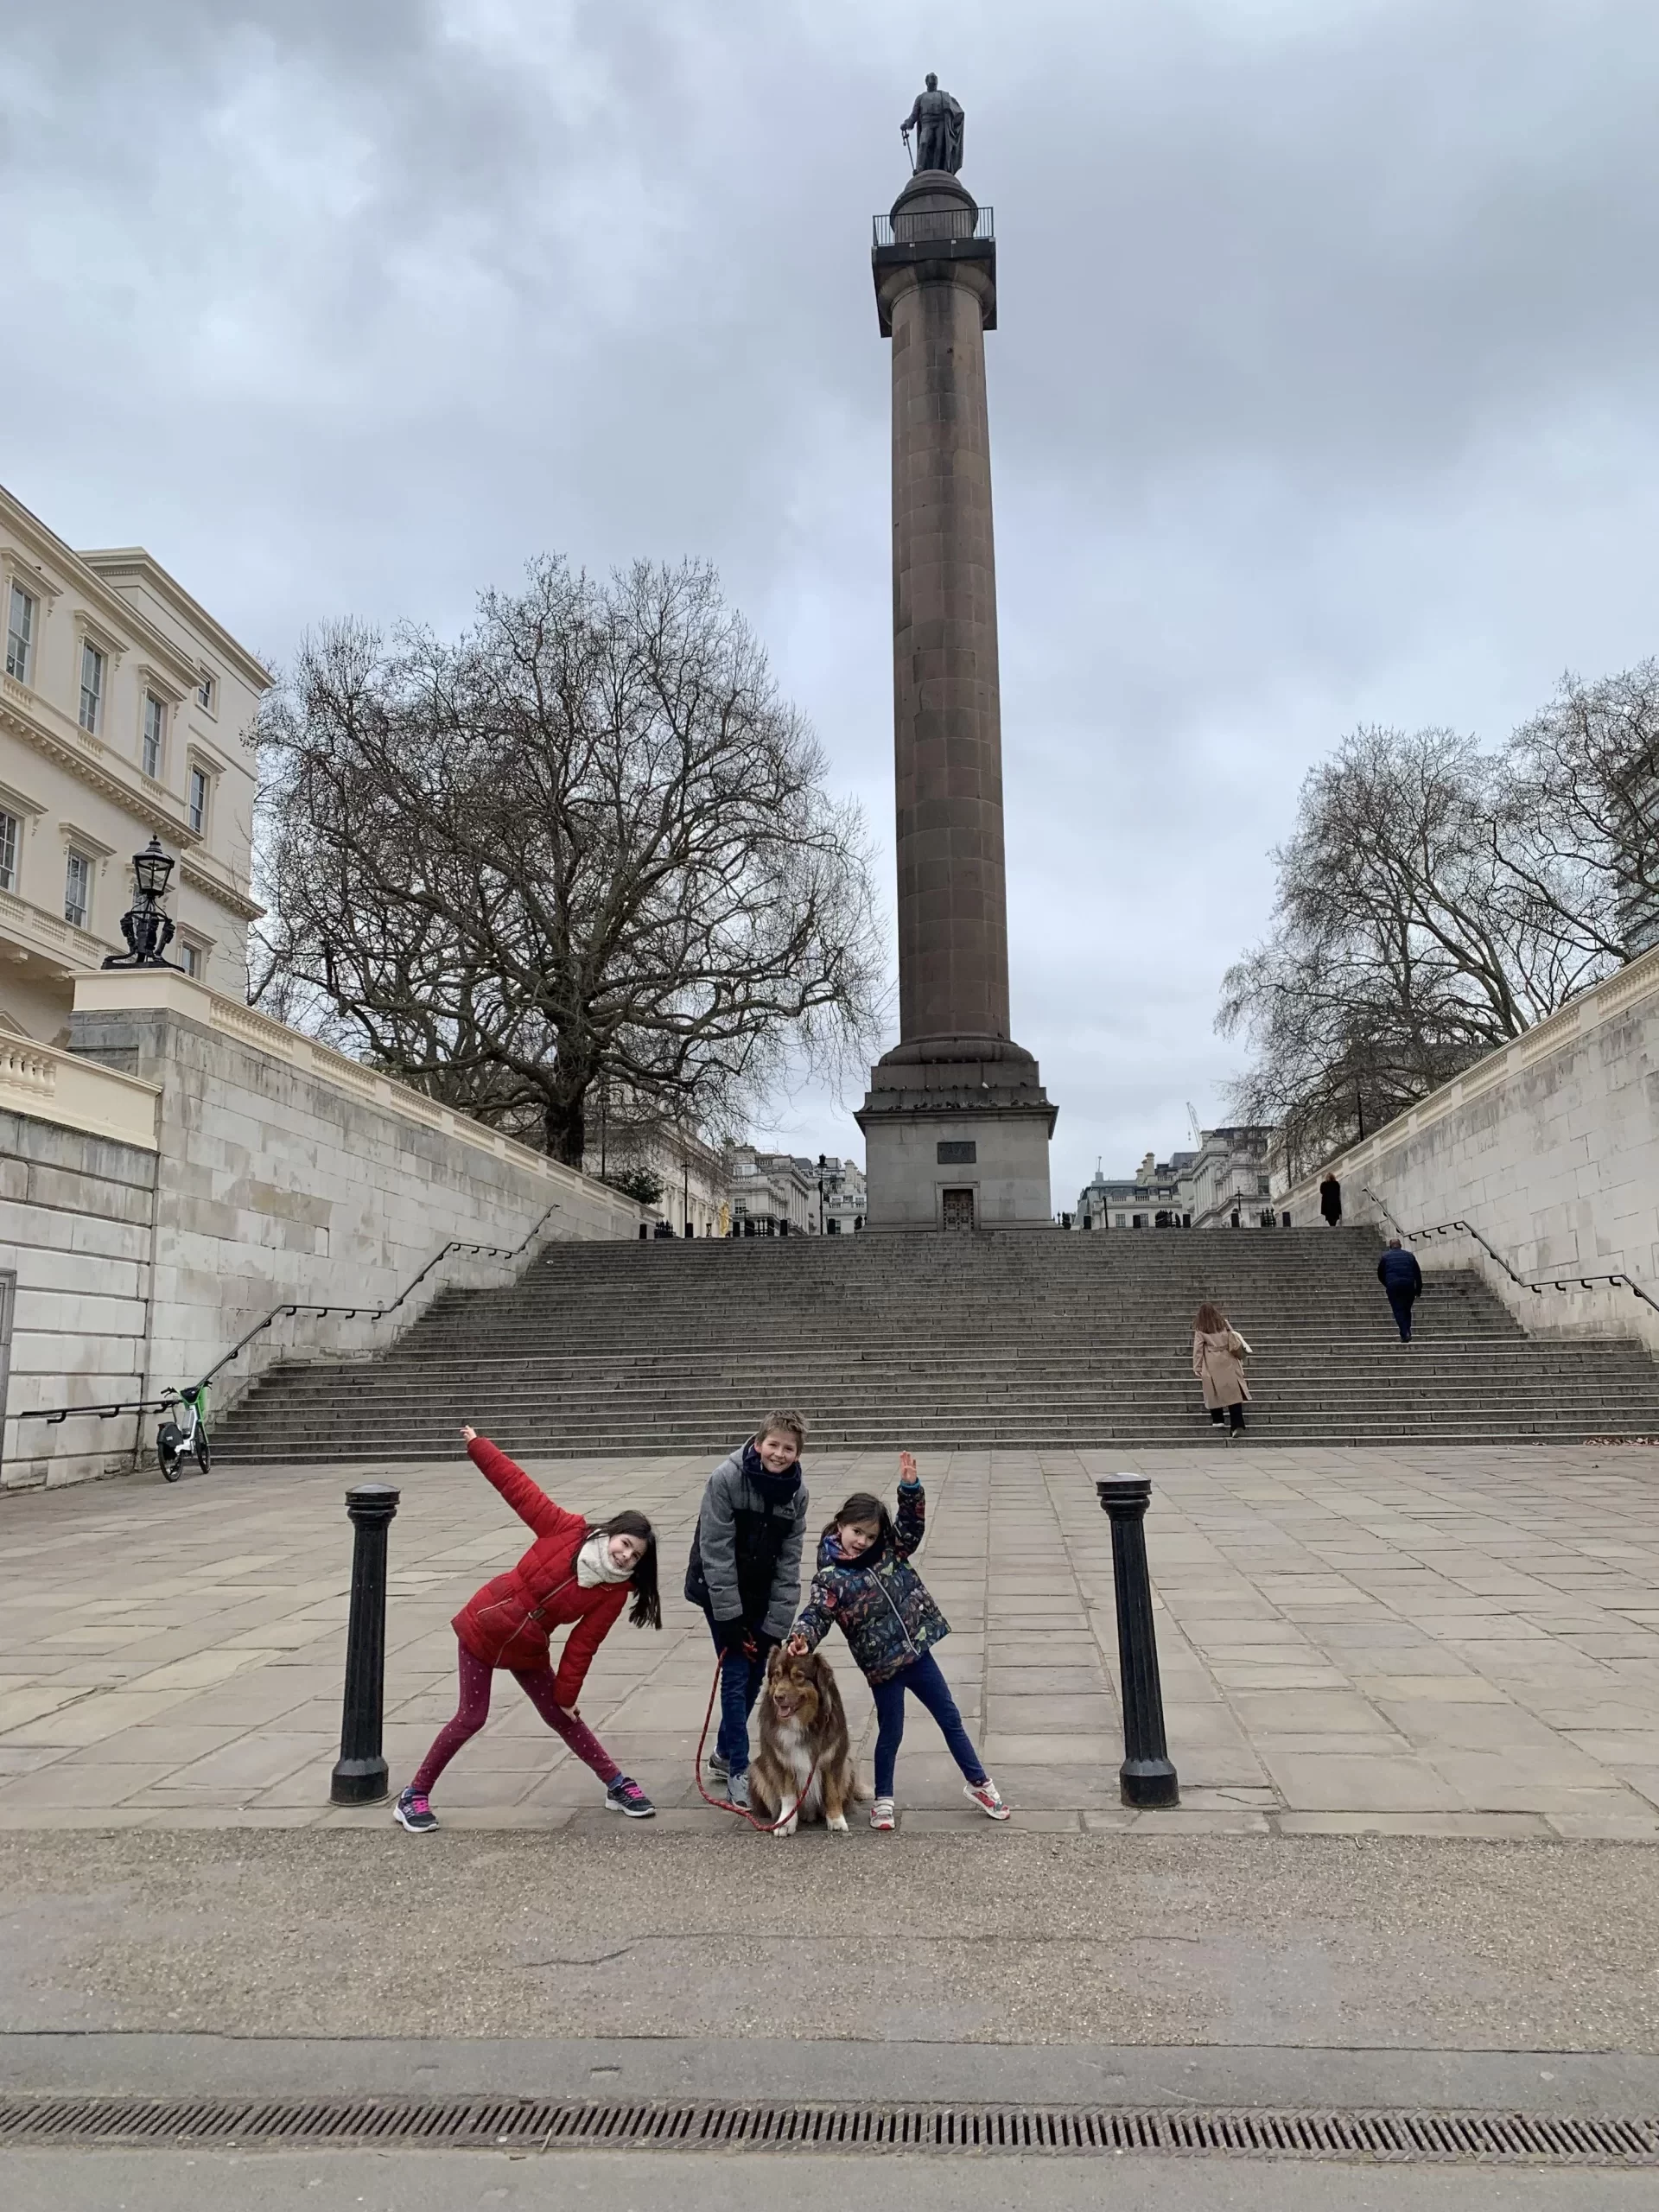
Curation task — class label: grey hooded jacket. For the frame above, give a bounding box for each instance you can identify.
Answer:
[683,1446,810,1642]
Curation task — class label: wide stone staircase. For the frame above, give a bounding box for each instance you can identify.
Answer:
[210,1229,1659,1462]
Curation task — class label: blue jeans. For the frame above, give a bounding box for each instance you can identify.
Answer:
[705,1611,771,1777]
[872,1649,987,1800]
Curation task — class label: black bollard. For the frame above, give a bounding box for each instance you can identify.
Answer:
[330,1482,401,1805]
[1095,1474,1179,1808]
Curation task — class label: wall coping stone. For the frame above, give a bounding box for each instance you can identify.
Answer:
[0,1035,160,1152]
[71,968,614,1207]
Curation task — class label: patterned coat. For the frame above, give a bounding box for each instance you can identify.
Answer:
[790,1480,950,1686]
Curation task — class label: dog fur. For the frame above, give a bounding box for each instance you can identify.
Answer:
[750,1646,861,1837]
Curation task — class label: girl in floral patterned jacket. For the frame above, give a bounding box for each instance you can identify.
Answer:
[786,1452,1009,1832]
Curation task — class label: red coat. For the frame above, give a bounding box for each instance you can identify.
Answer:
[451,1437,630,1705]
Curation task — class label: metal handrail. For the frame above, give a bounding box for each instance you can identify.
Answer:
[17,1198,569,1429]
[873,206,995,248]
[1360,1188,1659,1316]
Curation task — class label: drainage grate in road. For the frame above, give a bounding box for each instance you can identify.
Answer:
[1,2096,1656,2163]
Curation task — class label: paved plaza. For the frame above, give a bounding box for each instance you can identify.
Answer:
[1,1443,1656,1836]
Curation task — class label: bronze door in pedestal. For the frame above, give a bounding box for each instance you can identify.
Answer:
[941,1188,976,1231]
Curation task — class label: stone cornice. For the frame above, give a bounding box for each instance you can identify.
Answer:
[178,854,264,923]
[0,487,201,692]
[0,681,202,849]
[78,547,271,693]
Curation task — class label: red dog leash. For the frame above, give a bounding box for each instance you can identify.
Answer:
[694,1648,822,1834]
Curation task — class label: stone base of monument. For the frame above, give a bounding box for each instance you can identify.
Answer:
[855,1034,1057,1231]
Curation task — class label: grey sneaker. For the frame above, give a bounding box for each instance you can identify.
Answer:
[727,1770,750,1811]
[393,1785,437,1834]
[707,1750,730,1783]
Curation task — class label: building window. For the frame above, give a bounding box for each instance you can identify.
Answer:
[79,641,105,734]
[64,847,92,928]
[188,764,210,833]
[0,809,16,893]
[179,940,201,978]
[5,584,35,684]
[196,671,216,713]
[142,693,165,777]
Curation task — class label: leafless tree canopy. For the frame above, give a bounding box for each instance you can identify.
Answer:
[1503,661,1659,964]
[1217,671,1659,1178]
[254,559,883,1166]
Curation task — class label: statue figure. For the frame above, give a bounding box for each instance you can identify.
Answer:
[900,73,965,176]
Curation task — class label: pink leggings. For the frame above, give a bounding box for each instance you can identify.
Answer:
[411,1640,623,1796]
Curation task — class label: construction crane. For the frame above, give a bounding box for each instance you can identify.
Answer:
[1186,1102,1204,1148]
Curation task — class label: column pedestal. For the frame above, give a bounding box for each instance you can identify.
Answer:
[856,1035,1055,1233]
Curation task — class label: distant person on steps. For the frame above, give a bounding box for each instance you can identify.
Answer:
[1192,1301,1250,1437]
[1377,1240,1424,1342]
[1319,1173,1343,1227]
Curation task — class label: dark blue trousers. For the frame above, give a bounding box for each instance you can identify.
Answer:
[1388,1290,1417,1341]
[705,1611,771,1777]
[871,1649,987,1799]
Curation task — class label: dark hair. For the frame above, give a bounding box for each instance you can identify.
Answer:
[588,1510,662,1630]
[821,1491,895,1561]
[1194,1301,1228,1334]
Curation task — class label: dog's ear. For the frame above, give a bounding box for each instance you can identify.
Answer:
[765,1643,784,1679]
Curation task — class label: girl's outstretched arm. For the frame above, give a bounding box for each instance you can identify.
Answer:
[462,1429,582,1541]
[788,1567,841,1656]
[893,1452,926,1559]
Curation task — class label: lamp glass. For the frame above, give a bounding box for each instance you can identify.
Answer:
[133,839,174,898]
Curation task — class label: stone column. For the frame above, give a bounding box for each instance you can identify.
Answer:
[856,169,1055,1231]
[887,184,1008,1045]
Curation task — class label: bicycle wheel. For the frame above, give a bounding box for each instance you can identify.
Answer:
[194,1425,212,1476]
[157,1423,185,1482]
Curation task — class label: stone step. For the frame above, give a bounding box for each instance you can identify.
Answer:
[213,1229,1659,1461]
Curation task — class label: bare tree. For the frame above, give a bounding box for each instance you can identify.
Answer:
[1217,724,1614,1179]
[1502,662,1659,962]
[255,559,884,1166]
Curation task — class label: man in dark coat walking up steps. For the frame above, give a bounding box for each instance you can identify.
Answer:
[1378,1240,1425,1342]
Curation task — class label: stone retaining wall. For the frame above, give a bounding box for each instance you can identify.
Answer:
[1280,944,1659,1359]
[1,971,642,1489]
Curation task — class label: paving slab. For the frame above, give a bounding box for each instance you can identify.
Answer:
[0,1444,1655,1835]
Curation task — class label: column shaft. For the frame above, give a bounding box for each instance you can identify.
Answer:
[890,270,1010,1046]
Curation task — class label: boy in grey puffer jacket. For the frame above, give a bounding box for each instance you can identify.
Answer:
[683,1408,810,1808]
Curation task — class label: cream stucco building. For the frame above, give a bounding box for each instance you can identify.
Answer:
[0,482,267,1039]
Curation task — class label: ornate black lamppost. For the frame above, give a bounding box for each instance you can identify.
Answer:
[101,836,181,969]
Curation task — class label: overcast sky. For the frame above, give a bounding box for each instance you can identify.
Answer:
[7,1,1659,1198]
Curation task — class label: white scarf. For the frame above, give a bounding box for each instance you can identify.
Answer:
[576,1533,633,1589]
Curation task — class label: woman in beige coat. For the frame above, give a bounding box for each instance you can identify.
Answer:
[1192,1301,1250,1437]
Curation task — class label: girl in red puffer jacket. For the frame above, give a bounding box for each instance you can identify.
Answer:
[393,1427,663,1833]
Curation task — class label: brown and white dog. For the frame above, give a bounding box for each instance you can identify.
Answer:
[750,1645,860,1837]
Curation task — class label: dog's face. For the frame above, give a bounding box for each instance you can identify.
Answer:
[766,1649,823,1726]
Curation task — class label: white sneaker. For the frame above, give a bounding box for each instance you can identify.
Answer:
[963,1777,1010,1821]
[869,1797,896,1831]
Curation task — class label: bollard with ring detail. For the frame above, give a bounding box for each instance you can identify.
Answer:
[330,1483,401,1805]
[1095,1473,1179,1808]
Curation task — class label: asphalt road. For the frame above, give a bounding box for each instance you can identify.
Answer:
[4,1827,1657,2050]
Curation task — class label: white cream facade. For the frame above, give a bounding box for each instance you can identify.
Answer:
[0,482,266,1039]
